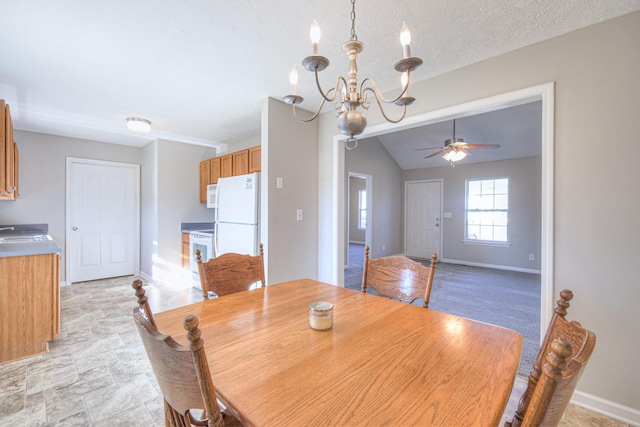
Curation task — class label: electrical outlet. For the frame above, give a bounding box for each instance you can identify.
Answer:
[529,254,534,261]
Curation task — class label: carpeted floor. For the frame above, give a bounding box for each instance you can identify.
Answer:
[345,243,541,378]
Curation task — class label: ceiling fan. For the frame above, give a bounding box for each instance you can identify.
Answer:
[416,119,500,163]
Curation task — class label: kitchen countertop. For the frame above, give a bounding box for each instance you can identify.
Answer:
[0,239,62,257]
[181,222,214,233]
[0,224,62,258]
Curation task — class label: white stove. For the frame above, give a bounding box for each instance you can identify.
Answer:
[189,229,214,289]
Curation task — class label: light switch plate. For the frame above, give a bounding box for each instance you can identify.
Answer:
[276,177,283,189]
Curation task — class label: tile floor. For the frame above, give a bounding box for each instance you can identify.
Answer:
[0,276,631,426]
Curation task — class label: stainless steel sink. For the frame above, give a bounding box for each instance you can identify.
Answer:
[0,234,52,243]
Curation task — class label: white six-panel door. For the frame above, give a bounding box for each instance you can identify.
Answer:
[405,180,442,259]
[68,159,139,283]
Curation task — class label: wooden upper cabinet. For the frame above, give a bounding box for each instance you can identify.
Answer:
[249,146,261,173]
[0,101,5,195]
[0,100,18,201]
[233,149,249,176]
[199,160,210,203]
[198,145,261,203]
[220,154,233,178]
[210,157,221,184]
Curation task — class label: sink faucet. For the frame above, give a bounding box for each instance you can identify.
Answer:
[0,226,15,231]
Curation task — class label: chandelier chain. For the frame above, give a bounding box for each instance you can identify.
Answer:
[350,0,357,41]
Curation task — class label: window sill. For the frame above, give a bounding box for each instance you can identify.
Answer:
[462,239,511,248]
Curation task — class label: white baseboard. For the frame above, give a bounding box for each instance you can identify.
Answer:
[439,257,541,274]
[572,390,640,426]
[138,271,155,285]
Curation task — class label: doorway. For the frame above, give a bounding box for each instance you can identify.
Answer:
[329,82,554,335]
[405,180,442,259]
[66,158,140,283]
[345,173,371,286]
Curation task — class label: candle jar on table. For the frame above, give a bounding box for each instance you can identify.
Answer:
[309,301,333,331]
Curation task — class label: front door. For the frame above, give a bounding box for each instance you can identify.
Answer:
[405,180,441,259]
[68,158,139,283]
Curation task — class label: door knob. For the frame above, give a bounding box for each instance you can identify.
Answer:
[72,226,78,231]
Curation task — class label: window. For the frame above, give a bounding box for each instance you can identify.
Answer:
[465,178,509,244]
[358,189,367,229]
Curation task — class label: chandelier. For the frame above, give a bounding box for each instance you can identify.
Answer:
[283,0,423,150]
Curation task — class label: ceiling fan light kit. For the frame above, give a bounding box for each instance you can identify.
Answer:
[442,149,467,162]
[417,118,501,166]
[283,0,422,150]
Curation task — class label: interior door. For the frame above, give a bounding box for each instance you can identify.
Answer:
[68,159,139,283]
[405,180,442,259]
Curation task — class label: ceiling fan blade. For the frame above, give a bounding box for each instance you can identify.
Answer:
[415,146,444,151]
[425,149,446,159]
[466,144,501,149]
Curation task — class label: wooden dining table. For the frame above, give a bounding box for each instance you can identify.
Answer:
[154,278,522,426]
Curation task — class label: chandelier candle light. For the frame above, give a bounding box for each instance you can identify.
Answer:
[283,0,423,150]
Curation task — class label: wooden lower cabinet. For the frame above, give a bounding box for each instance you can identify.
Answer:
[182,232,190,269]
[0,253,60,363]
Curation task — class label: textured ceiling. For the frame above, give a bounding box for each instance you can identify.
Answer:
[375,101,542,170]
[0,1,638,149]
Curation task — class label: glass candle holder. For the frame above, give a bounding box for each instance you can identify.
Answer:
[309,301,333,331]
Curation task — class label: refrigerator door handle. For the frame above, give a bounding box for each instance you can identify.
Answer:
[213,221,218,258]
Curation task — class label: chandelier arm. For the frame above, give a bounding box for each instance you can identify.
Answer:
[291,98,328,123]
[314,69,347,103]
[359,72,410,105]
[364,88,408,123]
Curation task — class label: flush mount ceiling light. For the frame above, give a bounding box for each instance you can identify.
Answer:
[283,0,423,150]
[126,117,152,133]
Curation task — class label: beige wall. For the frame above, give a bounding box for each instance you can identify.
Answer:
[345,138,403,258]
[224,133,261,153]
[262,97,318,284]
[0,130,141,281]
[403,156,542,271]
[152,139,215,282]
[318,10,640,418]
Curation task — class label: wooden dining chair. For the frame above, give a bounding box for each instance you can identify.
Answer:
[196,244,265,300]
[132,278,156,328]
[361,245,438,308]
[133,309,242,427]
[505,289,596,427]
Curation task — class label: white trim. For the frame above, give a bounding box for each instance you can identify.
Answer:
[65,157,141,284]
[462,239,512,247]
[332,82,554,337]
[539,82,555,346]
[571,390,640,426]
[439,258,541,274]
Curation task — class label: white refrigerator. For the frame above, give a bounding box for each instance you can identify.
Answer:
[214,172,260,256]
